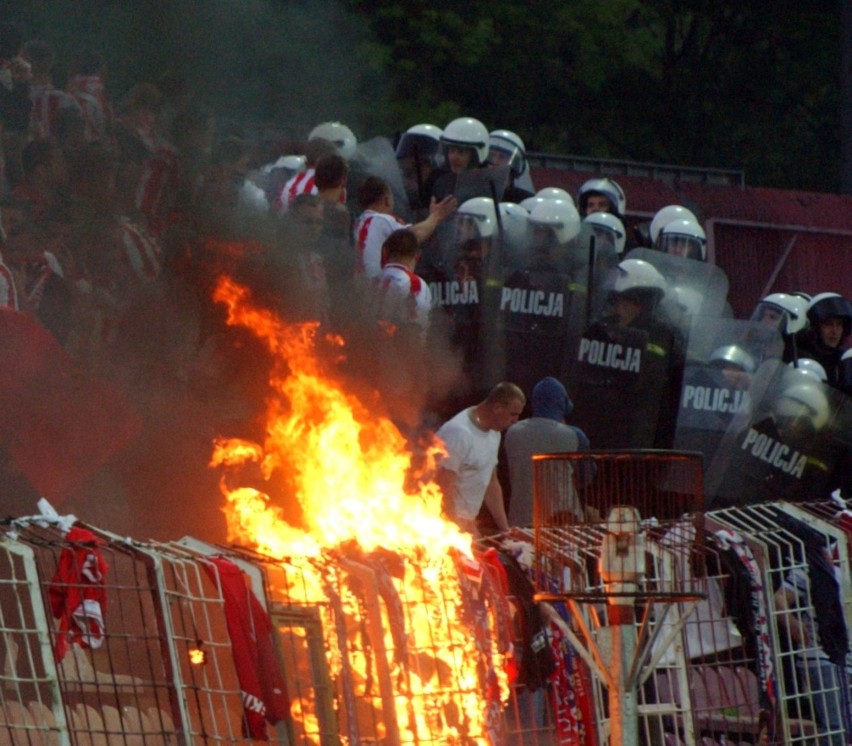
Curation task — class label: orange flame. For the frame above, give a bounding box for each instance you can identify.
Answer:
[210,276,507,743]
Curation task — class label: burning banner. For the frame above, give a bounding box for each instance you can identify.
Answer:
[209,276,512,744]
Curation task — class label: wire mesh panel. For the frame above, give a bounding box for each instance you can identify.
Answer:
[532,451,707,746]
[0,533,69,745]
[706,503,849,746]
[2,520,180,746]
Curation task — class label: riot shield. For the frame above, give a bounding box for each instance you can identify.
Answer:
[430,164,511,205]
[351,136,413,222]
[623,247,731,337]
[568,256,687,450]
[499,222,607,398]
[704,359,851,508]
[674,317,784,467]
[419,205,495,402]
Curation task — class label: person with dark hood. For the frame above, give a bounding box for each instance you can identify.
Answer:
[503,376,590,526]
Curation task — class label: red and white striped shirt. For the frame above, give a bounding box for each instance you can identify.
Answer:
[274,168,347,213]
[274,169,315,213]
[67,74,113,144]
[119,217,162,282]
[353,210,410,278]
[134,145,179,236]
[370,262,432,333]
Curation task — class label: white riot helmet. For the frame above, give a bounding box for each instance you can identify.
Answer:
[528,199,581,244]
[788,358,828,382]
[649,205,698,245]
[308,121,358,160]
[536,187,574,205]
[520,195,547,212]
[395,123,443,166]
[577,178,626,217]
[455,196,498,239]
[670,285,705,318]
[751,293,808,335]
[488,129,526,178]
[613,258,667,302]
[658,218,707,261]
[775,378,830,431]
[499,202,531,248]
[582,211,626,256]
[806,292,852,337]
[263,154,306,174]
[709,345,756,374]
[440,117,489,166]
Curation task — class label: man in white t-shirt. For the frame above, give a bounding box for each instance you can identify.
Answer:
[435,382,525,534]
[353,175,456,278]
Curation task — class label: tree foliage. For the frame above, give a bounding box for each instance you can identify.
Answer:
[3,0,842,191]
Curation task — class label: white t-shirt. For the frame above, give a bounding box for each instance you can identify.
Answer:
[352,210,410,278]
[436,408,500,521]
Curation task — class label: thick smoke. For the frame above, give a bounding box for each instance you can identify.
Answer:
[1,1,465,543]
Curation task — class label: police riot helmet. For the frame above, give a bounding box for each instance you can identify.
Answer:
[395,123,443,165]
[520,195,547,212]
[775,377,830,431]
[499,202,531,248]
[441,117,490,166]
[670,285,705,319]
[577,177,626,217]
[658,218,707,261]
[788,358,828,382]
[649,205,698,246]
[455,196,498,239]
[709,345,757,374]
[488,129,526,178]
[528,199,581,244]
[536,187,574,205]
[582,211,626,256]
[751,292,808,335]
[613,258,667,306]
[806,292,852,336]
[308,121,358,160]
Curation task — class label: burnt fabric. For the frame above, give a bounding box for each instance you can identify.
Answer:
[204,557,289,741]
[48,526,108,662]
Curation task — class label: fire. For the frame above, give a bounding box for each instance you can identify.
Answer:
[209,276,508,744]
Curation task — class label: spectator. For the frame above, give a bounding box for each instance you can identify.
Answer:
[66,47,114,145]
[22,39,82,141]
[12,138,68,222]
[272,135,336,213]
[0,21,32,191]
[503,377,589,526]
[435,381,525,535]
[352,174,456,279]
[366,228,433,431]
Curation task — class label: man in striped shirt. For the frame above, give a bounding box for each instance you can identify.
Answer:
[353,175,456,279]
[272,137,336,213]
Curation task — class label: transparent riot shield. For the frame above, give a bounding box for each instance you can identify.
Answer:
[705,359,851,508]
[624,247,731,337]
[674,317,784,467]
[419,206,494,401]
[568,256,688,450]
[351,136,413,222]
[499,223,608,398]
[430,164,511,206]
